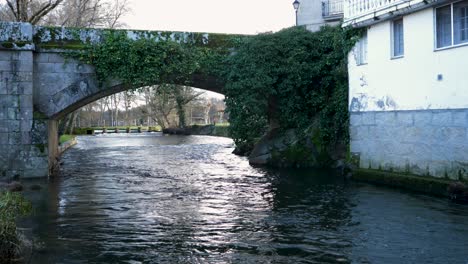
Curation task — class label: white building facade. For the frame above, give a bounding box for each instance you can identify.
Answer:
[344,0,468,179]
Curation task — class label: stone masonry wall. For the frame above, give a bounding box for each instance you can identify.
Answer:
[0,49,49,179]
[350,109,468,180]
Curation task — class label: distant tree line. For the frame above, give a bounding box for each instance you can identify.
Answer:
[72,87,227,131]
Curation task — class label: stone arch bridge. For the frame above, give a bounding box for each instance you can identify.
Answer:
[0,22,240,179]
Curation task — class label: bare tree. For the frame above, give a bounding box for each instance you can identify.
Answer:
[1,0,130,28]
[3,0,65,24]
[44,0,129,28]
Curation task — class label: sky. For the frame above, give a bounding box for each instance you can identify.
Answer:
[123,0,296,34]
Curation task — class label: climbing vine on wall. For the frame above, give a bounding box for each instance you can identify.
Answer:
[223,26,362,152]
[73,31,231,88]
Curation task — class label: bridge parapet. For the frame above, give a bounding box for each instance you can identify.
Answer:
[0,22,34,50]
[1,21,243,51]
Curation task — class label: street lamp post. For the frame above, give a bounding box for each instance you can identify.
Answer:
[293,0,300,26]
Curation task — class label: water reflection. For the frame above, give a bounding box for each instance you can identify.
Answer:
[21,134,468,264]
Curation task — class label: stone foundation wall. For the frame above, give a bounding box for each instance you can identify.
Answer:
[350,109,468,180]
[0,49,48,179]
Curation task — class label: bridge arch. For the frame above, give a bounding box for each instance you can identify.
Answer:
[34,51,225,120]
[0,22,238,179]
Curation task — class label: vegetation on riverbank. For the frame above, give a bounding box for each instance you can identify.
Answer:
[163,124,230,138]
[59,134,76,144]
[0,192,32,263]
[223,26,362,166]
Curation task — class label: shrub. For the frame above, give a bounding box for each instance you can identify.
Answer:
[0,192,32,262]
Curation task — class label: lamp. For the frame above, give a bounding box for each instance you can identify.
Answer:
[293,0,300,26]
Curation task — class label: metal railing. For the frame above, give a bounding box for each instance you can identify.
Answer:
[322,0,344,18]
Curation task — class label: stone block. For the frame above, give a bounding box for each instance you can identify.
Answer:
[411,143,432,161]
[361,112,376,125]
[17,51,32,62]
[35,73,76,96]
[431,144,454,162]
[0,61,12,71]
[414,111,433,126]
[47,53,66,63]
[21,132,30,144]
[19,95,33,109]
[12,72,32,82]
[350,140,368,153]
[350,125,370,141]
[370,125,401,141]
[8,132,21,145]
[0,52,12,61]
[54,63,77,73]
[20,82,33,95]
[432,111,452,126]
[3,95,20,108]
[402,126,423,143]
[13,60,33,72]
[24,156,48,170]
[453,110,468,127]
[446,127,467,144]
[397,112,414,125]
[7,107,18,119]
[20,119,32,131]
[0,73,7,94]
[34,53,49,63]
[35,62,56,73]
[375,111,397,126]
[453,144,468,162]
[7,120,20,132]
[0,108,6,120]
[349,113,362,126]
[7,82,19,95]
[0,133,8,144]
[18,108,32,121]
[0,121,8,132]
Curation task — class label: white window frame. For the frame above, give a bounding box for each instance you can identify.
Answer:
[356,30,368,65]
[435,0,468,50]
[391,18,404,58]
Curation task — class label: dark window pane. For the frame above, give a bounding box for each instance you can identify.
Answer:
[393,19,404,56]
[454,1,468,44]
[436,5,452,48]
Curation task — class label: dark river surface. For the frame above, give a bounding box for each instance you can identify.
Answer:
[21,133,468,263]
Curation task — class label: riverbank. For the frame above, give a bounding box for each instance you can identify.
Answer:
[58,135,77,155]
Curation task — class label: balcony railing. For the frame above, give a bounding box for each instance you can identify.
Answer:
[343,0,431,26]
[322,0,344,19]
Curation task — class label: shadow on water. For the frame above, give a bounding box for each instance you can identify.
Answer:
[17,134,468,264]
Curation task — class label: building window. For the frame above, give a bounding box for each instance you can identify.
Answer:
[436,0,468,48]
[392,19,404,57]
[356,30,368,65]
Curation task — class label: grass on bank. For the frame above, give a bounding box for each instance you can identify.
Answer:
[59,134,76,145]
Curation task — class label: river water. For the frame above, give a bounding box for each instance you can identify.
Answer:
[22,133,468,263]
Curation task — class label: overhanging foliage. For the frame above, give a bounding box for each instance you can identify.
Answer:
[223,26,362,151]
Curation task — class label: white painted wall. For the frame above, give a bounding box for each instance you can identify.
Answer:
[348,8,468,112]
[297,0,340,31]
